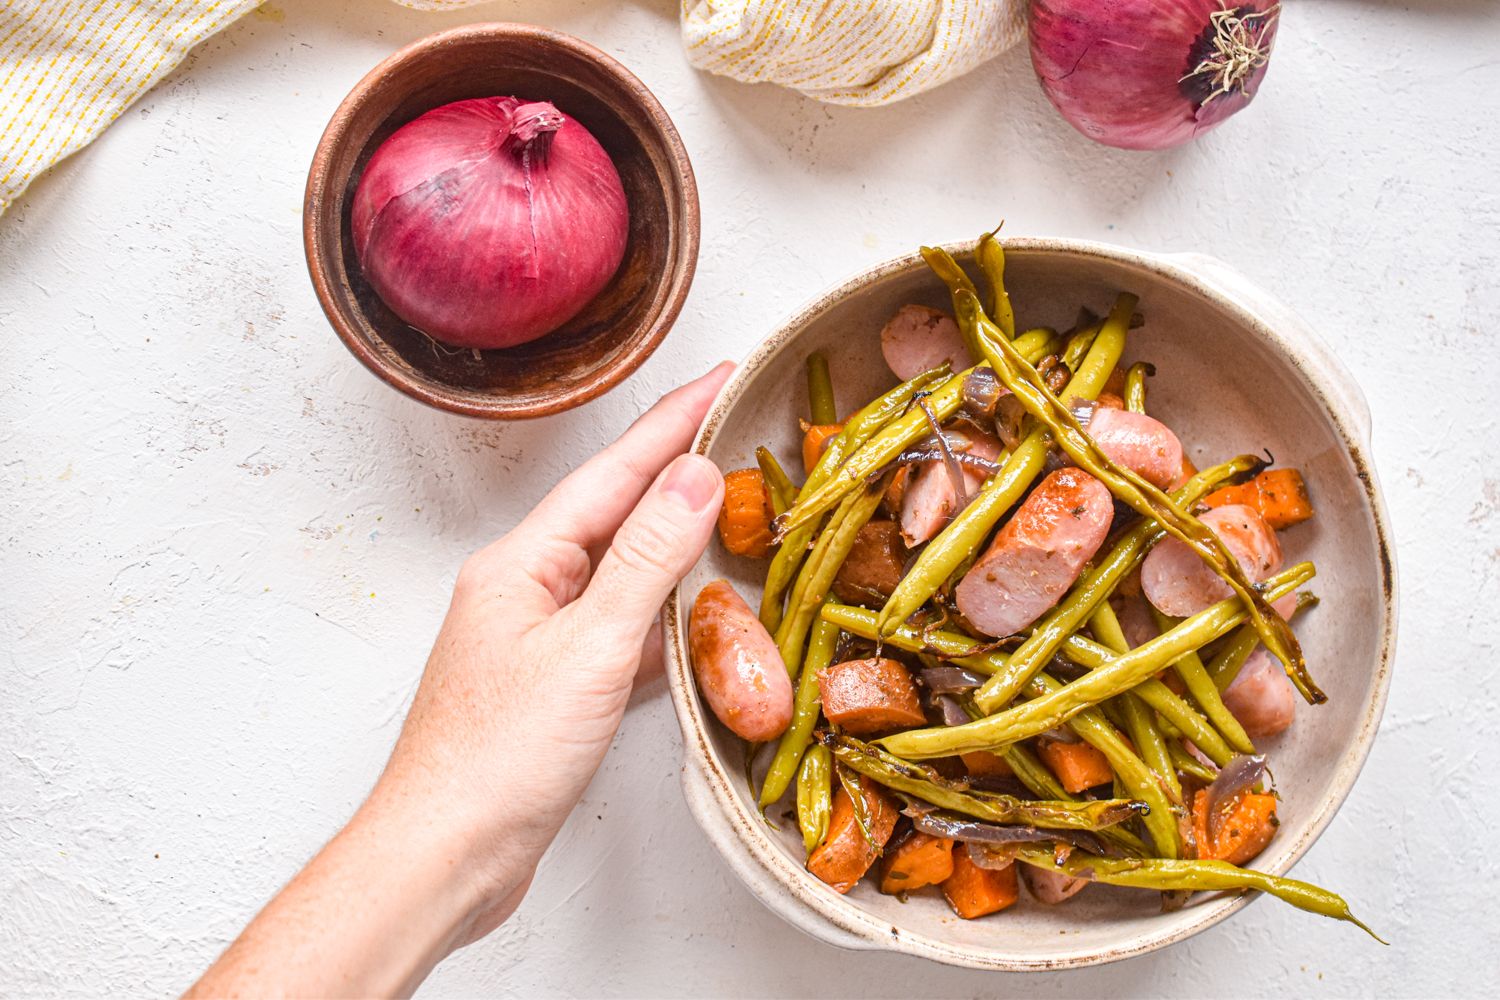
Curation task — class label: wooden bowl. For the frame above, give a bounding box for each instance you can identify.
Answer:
[304,24,699,419]
[664,239,1397,968]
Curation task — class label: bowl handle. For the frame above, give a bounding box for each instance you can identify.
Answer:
[678,754,875,953]
[1159,252,1374,446]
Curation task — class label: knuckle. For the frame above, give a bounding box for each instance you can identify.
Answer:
[609,514,684,580]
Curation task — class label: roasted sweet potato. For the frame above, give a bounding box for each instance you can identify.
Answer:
[879,832,955,895]
[942,847,1019,919]
[807,784,898,893]
[716,468,774,558]
[1192,788,1278,866]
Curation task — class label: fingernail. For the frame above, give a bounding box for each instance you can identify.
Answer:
[660,455,720,513]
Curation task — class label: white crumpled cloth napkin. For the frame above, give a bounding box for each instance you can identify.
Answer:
[0,0,1022,214]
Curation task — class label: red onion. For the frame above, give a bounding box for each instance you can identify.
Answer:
[1029,0,1281,150]
[921,667,986,695]
[351,97,628,349]
[1204,752,1269,839]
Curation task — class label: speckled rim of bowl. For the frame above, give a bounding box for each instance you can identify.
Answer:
[663,237,1398,970]
[302,22,700,420]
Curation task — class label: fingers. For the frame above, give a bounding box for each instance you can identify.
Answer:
[519,363,733,554]
[554,453,723,657]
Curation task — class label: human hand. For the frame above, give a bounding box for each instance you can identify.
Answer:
[190,364,732,998]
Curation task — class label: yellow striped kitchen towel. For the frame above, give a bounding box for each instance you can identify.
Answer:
[0,0,1022,215]
[681,0,1025,107]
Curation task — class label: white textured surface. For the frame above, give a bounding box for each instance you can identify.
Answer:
[1,1,1497,995]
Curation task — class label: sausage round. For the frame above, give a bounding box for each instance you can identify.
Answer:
[899,429,1003,547]
[880,304,968,381]
[688,580,793,741]
[817,657,926,735]
[1222,649,1296,739]
[1084,407,1184,488]
[1021,862,1090,904]
[1140,504,1283,617]
[955,468,1114,637]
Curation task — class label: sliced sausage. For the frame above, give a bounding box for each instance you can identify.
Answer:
[1083,407,1184,489]
[1114,595,1159,649]
[808,783,899,893]
[1021,862,1090,904]
[1140,503,1283,617]
[1223,649,1296,739]
[832,520,906,605]
[899,429,1004,547]
[880,304,968,381]
[955,469,1113,637]
[688,580,793,741]
[818,657,926,735]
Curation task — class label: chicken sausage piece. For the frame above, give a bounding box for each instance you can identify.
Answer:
[899,430,1004,547]
[818,657,927,735]
[1222,649,1296,739]
[688,580,793,741]
[1084,406,1184,489]
[955,469,1114,637]
[1021,862,1090,904]
[880,304,968,381]
[1140,504,1283,617]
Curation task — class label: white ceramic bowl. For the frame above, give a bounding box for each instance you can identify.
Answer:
[663,239,1397,970]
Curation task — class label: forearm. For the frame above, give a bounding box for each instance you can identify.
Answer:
[188,792,501,998]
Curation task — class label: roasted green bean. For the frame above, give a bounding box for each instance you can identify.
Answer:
[976,232,1015,340]
[1209,591,1319,691]
[774,480,886,676]
[806,352,837,425]
[956,288,1320,705]
[796,745,832,856]
[1090,600,1185,807]
[1166,739,1219,782]
[760,609,839,806]
[1015,328,1061,366]
[1013,849,1382,941]
[772,368,971,540]
[755,446,797,517]
[759,366,947,630]
[1002,743,1149,857]
[1124,361,1153,413]
[819,732,1145,832]
[1151,606,1255,756]
[837,761,879,847]
[878,563,1315,759]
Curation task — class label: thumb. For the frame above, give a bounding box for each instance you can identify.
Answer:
[560,453,723,654]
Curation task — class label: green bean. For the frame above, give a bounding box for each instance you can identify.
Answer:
[759,367,947,630]
[1013,849,1383,941]
[875,284,1129,635]
[1166,739,1219,782]
[976,232,1015,340]
[1002,744,1149,857]
[836,761,879,848]
[976,455,1262,709]
[772,368,970,540]
[1124,361,1153,413]
[1061,321,1103,373]
[957,288,1320,705]
[819,605,1177,855]
[819,732,1145,832]
[920,246,985,361]
[755,446,797,517]
[1090,601,1185,806]
[796,745,832,856]
[878,563,1315,759]
[760,609,839,806]
[1151,607,1254,755]
[806,352,837,425]
[1210,591,1319,691]
[775,481,886,676]
[1129,678,1234,767]
[1017,329,1063,367]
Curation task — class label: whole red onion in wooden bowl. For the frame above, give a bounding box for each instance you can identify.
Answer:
[305,24,698,420]
[351,96,629,351]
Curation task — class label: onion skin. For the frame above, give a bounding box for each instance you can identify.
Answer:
[352,97,629,350]
[1029,0,1280,150]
